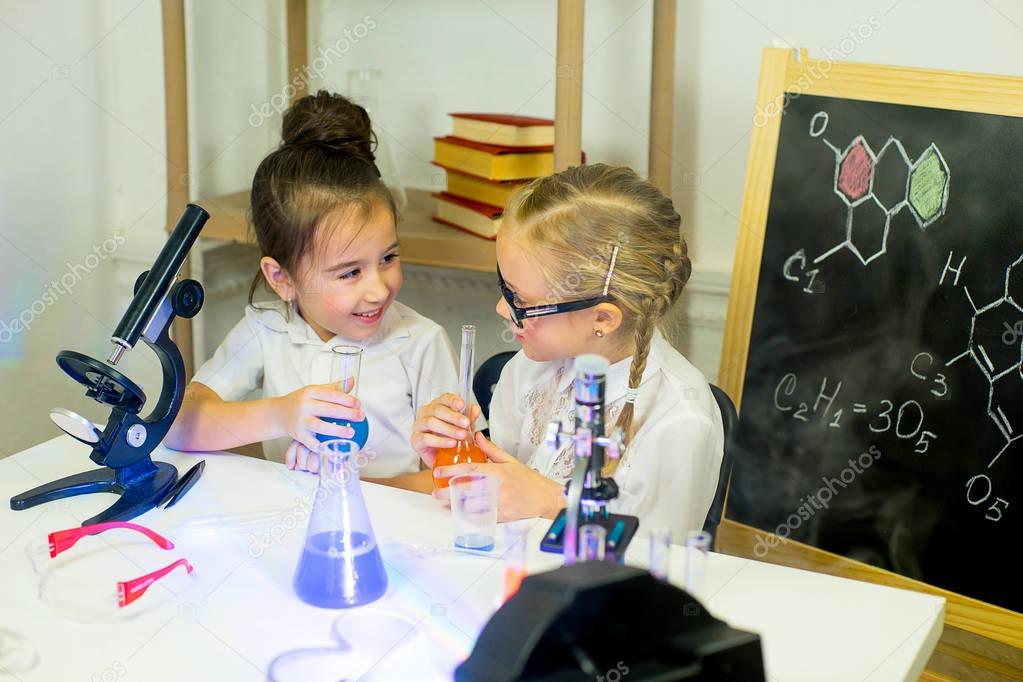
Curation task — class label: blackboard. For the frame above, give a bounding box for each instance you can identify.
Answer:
[726,92,1022,614]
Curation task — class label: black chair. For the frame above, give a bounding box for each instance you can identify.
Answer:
[704,384,737,538]
[472,351,517,437]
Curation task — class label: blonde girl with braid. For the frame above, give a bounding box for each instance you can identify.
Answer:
[411,164,723,536]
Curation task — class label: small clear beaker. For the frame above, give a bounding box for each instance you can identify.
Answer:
[683,530,712,598]
[648,527,672,580]
[502,523,529,601]
[0,628,38,675]
[578,524,607,562]
[267,647,365,682]
[449,473,498,552]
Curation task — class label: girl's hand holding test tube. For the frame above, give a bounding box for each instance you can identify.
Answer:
[415,396,564,521]
[411,393,481,467]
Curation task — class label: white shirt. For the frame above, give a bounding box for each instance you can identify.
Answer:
[489,330,723,538]
[191,299,457,477]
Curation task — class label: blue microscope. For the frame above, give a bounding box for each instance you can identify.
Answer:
[540,354,640,563]
[10,205,209,525]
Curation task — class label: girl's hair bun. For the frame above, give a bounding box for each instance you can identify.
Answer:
[281,89,377,172]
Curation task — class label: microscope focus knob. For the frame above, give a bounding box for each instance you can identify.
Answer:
[545,421,569,450]
[603,429,625,459]
[126,424,148,448]
[172,279,204,319]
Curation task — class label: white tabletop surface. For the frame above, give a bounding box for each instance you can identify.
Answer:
[0,435,944,681]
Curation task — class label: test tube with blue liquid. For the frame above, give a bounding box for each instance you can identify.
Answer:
[317,345,369,449]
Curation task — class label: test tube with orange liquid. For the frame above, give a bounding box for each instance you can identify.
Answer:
[433,325,487,489]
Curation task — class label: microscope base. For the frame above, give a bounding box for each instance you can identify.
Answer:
[540,509,639,563]
[10,460,177,526]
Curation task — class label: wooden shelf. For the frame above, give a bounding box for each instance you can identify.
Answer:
[195,187,496,272]
[194,190,250,242]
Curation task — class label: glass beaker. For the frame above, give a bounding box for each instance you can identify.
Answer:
[648,527,672,580]
[317,345,370,449]
[433,325,486,489]
[502,523,529,602]
[293,439,388,608]
[347,68,407,212]
[683,530,712,599]
[0,627,38,675]
[577,524,607,562]
[449,473,498,551]
[267,647,367,682]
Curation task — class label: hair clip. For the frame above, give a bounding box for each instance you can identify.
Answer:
[602,245,621,296]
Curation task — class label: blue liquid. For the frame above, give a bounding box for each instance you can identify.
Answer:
[454,534,495,552]
[293,531,388,608]
[316,417,370,449]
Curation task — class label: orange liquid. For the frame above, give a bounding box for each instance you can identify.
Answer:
[503,567,528,601]
[433,439,487,489]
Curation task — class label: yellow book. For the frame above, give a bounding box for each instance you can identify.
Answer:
[434,136,553,181]
[432,192,502,240]
[435,164,528,208]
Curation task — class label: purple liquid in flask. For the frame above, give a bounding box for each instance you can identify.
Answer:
[293,439,388,608]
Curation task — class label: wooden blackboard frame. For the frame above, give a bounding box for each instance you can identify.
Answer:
[718,48,1023,654]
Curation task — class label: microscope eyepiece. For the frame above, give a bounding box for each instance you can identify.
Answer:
[107,204,208,363]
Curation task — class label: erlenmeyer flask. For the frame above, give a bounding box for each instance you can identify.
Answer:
[347,68,407,212]
[293,439,388,608]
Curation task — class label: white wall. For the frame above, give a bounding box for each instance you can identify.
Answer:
[4,0,1023,457]
[0,0,168,456]
[308,0,1023,273]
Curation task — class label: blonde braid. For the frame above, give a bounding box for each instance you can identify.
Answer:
[606,239,690,474]
[606,283,676,474]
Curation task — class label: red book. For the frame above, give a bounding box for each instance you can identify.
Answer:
[449,113,554,147]
[432,192,502,240]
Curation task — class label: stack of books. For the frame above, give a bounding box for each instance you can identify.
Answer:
[432,113,556,240]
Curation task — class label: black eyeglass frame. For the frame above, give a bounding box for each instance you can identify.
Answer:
[497,265,613,329]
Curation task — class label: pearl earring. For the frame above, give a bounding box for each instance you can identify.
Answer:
[594,329,604,338]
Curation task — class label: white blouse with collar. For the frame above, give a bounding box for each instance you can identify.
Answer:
[488,330,723,538]
[191,299,457,476]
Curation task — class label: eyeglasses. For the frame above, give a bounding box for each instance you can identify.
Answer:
[497,246,620,329]
[27,521,195,621]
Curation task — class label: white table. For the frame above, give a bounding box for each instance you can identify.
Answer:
[0,435,944,681]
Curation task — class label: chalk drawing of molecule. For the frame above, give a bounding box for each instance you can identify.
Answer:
[809,111,950,267]
[942,252,1023,468]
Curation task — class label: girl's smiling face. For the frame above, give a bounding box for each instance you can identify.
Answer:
[264,194,403,342]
